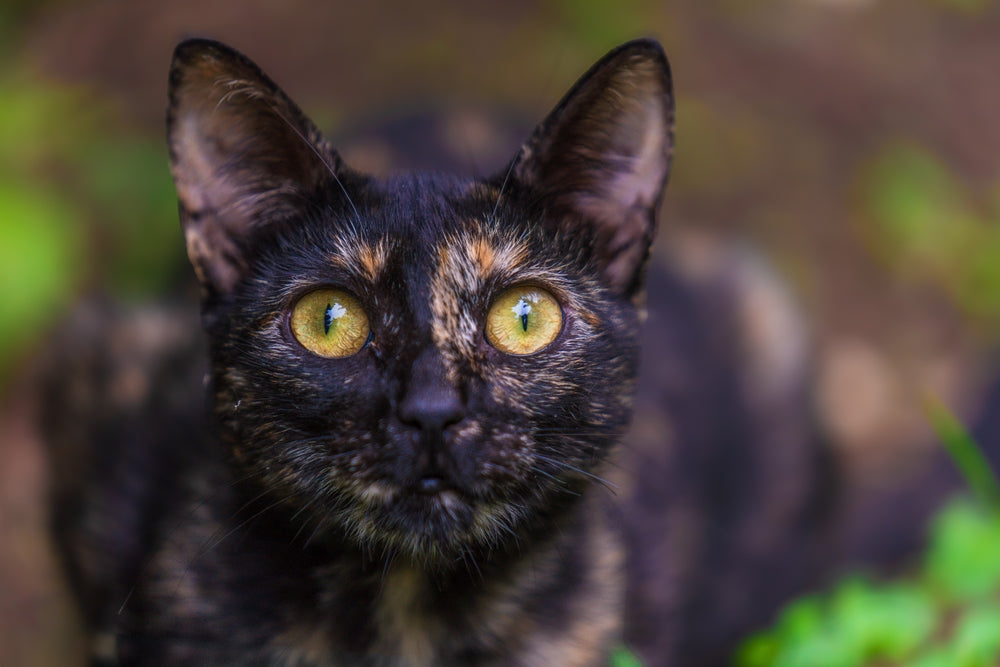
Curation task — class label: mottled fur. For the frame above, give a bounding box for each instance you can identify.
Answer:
[45,38,837,667]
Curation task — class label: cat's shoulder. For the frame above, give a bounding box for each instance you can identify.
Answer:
[620,235,835,661]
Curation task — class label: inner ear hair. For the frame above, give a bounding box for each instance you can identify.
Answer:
[512,39,674,297]
[167,38,345,301]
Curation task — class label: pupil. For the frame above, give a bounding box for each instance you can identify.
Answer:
[512,297,532,332]
[324,303,334,334]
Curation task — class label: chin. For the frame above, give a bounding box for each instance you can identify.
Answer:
[339,484,484,564]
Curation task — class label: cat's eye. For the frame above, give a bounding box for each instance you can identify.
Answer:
[486,286,562,355]
[291,288,370,358]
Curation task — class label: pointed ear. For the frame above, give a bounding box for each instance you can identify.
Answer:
[167,38,346,302]
[512,39,674,297]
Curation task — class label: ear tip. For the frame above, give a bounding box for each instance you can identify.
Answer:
[172,37,217,62]
[171,37,246,72]
[167,37,249,152]
[618,37,666,55]
[608,38,668,63]
[622,38,672,81]
[168,37,262,114]
[590,39,672,104]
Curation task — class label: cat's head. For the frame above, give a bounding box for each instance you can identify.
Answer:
[167,38,673,565]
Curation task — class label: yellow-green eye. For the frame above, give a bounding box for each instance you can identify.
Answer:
[291,289,370,358]
[486,286,562,355]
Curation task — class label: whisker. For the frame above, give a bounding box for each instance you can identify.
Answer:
[292,513,317,545]
[376,546,399,597]
[158,463,276,553]
[290,493,328,544]
[531,430,615,438]
[170,489,294,599]
[528,465,581,497]
[277,439,368,460]
[187,486,274,560]
[205,494,291,553]
[268,103,361,222]
[459,546,483,583]
[303,515,330,549]
[490,150,520,222]
[532,453,618,494]
[527,464,566,485]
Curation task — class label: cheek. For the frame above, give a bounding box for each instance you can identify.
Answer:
[484,316,612,411]
[225,351,386,442]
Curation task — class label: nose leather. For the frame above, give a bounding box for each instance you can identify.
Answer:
[397,348,467,491]
[398,349,465,435]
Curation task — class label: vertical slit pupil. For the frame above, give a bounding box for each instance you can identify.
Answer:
[324,303,334,334]
[513,297,531,332]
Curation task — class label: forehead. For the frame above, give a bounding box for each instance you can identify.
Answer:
[310,175,545,373]
[330,174,530,291]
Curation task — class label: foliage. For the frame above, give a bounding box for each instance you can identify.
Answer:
[859,142,1000,333]
[737,500,1000,667]
[0,63,181,382]
[736,402,1000,667]
[614,486,1000,667]
[0,182,79,379]
[609,645,644,667]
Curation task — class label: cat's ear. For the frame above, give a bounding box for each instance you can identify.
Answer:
[167,38,348,302]
[512,39,673,297]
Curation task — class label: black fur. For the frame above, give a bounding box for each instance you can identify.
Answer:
[45,38,841,666]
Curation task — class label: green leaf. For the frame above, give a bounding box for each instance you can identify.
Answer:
[953,602,1000,664]
[770,631,860,667]
[862,142,968,269]
[909,645,957,667]
[776,595,826,641]
[858,141,1000,330]
[925,499,1000,602]
[0,180,81,379]
[829,577,935,659]
[924,397,1000,508]
[734,633,779,667]
[608,645,643,667]
[74,138,184,295]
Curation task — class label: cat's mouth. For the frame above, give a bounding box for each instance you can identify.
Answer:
[394,478,471,519]
[332,427,536,559]
[346,477,497,558]
[414,474,448,495]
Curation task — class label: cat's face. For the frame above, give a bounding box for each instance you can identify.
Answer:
[167,39,673,565]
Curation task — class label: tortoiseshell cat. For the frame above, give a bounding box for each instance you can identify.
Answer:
[45,38,837,666]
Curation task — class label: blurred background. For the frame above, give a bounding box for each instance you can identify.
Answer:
[2,0,1000,664]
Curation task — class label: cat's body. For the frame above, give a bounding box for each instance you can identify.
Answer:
[45,39,836,666]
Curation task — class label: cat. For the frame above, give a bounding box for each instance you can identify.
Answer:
[44,37,840,666]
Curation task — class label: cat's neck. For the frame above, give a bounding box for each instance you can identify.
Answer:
[229,471,626,665]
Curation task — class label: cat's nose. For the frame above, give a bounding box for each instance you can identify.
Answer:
[399,389,465,434]
[398,349,465,434]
